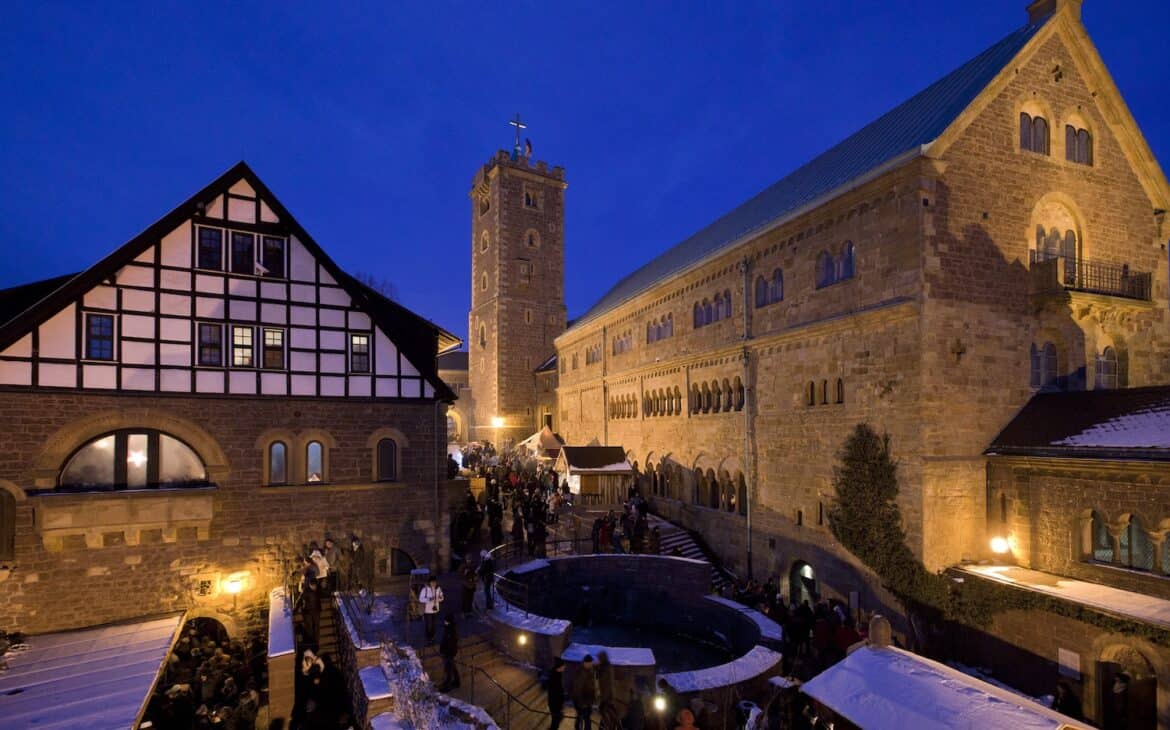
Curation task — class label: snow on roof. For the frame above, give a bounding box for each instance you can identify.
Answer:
[268,587,296,658]
[555,446,633,473]
[0,613,182,730]
[959,564,1170,630]
[562,643,656,666]
[801,645,1092,730]
[662,644,782,693]
[360,665,392,701]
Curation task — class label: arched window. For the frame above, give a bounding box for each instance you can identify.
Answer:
[59,431,208,491]
[1121,516,1155,571]
[712,380,723,413]
[1096,347,1118,390]
[1021,112,1050,155]
[839,241,855,280]
[306,441,324,483]
[377,438,398,481]
[1066,125,1093,165]
[526,229,540,248]
[478,324,487,348]
[0,490,15,563]
[734,377,745,411]
[480,272,488,291]
[1031,342,1059,389]
[821,379,829,405]
[665,313,673,337]
[712,294,723,322]
[674,387,682,414]
[693,302,702,329]
[755,276,768,308]
[391,548,417,575]
[268,442,287,486]
[702,383,712,413]
[1088,511,1113,562]
[724,289,732,319]
[722,379,733,411]
[835,378,845,404]
[480,231,489,253]
[816,251,835,289]
[703,299,713,325]
[807,381,816,407]
[770,269,784,303]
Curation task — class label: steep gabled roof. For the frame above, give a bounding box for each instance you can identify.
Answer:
[573,18,1047,327]
[437,350,469,371]
[0,162,461,401]
[987,386,1170,461]
[534,353,558,373]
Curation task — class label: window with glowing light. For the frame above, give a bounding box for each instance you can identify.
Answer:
[306,441,325,483]
[58,430,208,491]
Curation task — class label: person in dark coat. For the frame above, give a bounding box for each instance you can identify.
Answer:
[1052,680,1083,720]
[460,562,478,616]
[546,656,566,730]
[438,614,460,692]
[572,654,597,730]
[297,559,321,649]
[478,550,496,610]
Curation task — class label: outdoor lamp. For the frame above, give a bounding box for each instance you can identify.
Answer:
[990,536,1010,555]
[517,633,528,646]
[224,578,243,594]
[491,416,504,428]
[653,695,666,712]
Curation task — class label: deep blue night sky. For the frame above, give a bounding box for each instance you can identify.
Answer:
[2,1,1167,340]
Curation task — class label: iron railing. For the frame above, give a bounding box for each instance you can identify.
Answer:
[1030,251,1152,301]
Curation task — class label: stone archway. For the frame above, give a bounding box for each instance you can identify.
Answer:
[790,560,817,606]
[181,608,240,639]
[1091,636,1167,730]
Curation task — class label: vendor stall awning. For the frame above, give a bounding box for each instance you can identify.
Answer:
[0,613,182,729]
[554,446,633,474]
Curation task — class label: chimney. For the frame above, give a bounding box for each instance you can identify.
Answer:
[1027,0,1082,25]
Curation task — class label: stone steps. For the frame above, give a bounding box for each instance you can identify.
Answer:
[648,515,733,591]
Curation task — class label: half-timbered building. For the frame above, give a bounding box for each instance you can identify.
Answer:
[0,161,460,636]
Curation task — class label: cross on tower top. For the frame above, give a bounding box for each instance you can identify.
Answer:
[509,113,527,157]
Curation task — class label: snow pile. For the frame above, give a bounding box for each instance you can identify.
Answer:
[662,645,782,693]
[379,639,499,729]
[268,587,296,658]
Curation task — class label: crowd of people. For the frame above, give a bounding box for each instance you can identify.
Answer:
[143,618,266,730]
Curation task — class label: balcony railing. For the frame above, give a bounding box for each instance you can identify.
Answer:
[1030,251,1152,302]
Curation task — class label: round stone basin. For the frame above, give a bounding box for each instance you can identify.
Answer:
[569,622,735,673]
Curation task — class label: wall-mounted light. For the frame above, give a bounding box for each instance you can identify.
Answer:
[491,417,505,428]
[517,633,528,646]
[990,536,1010,555]
[224,578,243,595]
[653,695,667,712]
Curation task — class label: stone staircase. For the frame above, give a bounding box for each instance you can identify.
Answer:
[648,515,734,592]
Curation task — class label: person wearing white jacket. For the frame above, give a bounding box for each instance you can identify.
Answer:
[419,576,444,643]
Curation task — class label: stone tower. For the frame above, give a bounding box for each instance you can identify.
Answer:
[468,149,567,445]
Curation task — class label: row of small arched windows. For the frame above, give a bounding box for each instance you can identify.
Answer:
[755,269,784,308]
[612,330,633,356]
[690,378,746,414]
[1030,342,1121,391]
[585,344,602,365]
[1085,511,1166,574]
[815,242,855,289]
[610,396,637,420]
[1020,113,1093,166]
[807,379,845,406]
[647,314,674,344]
[645,387,684,418]
[694,290,733,329]
[265,437,399,485]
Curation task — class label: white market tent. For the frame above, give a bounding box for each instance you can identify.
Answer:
[517,425,566,461]
[0,613,182,729]
[801,644,1092,730]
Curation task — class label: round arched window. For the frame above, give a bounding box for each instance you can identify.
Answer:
[59,430,207,491]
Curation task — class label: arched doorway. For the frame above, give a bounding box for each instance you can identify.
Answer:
[790,561,817,607]
[1098,643,1157,729]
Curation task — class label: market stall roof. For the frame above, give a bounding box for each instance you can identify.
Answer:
[518,426,566,459]
[554,446,633,474]
[0,613,183,729]
[801,644,1091,730]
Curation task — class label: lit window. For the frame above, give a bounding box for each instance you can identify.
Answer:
[268,442,287,485]
[306,441,324,483]
[197,227,223,270]
[198,323,222,366]
[261,236,286,278]
[85,313,115,361]
[230,232,255,274]
[232,326,254,367]
[262,328,284,369]
[351,333,371,373]
[377,438,397,481]
[58,431,207,491]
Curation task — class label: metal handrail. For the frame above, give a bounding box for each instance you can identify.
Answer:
[1030,250,1152,301]
[450,656,571,726]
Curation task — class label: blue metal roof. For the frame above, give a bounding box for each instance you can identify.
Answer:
[574,20,1045,326]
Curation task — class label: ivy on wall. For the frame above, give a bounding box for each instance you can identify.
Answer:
[828,423,1170,648]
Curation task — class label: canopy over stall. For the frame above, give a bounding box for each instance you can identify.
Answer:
[554,446,633,504]
[518,425,566,461]
[0,613,183,729]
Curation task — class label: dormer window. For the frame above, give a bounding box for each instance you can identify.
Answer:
[1020,112,1050,155]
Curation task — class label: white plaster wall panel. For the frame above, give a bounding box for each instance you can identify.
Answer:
[0,360,32,385]
[122,288,155,313]
[320,376,345,396]
[424,383,434,398]
[374,331,397,375]
[228,197,256,223]
[84,285,117,310]
[4,333,33,358]
[229,180,255,196]
[195,370,224,393]
[39,305,76,359]
[404,379,422,398]
[290,238,315,282]
[122,367,155,391]
[160,293,191,317]
[321,353,346,374]
[117,265,153,288]
[318,267,337,286]
[291,351,316,372]
[291,374,316,396]
[195,297,226,319]
[38,363,75,387]
[319,330,345,351]
[319,309,345,328]
[161,269,191,292]
[348,376,371,397]
[122,314,155,339]
[261,372,287,395]
[159,317,190,342]
[319,286,348,307]
[160,369,189,392]
[228,278,257,298]
[134,247,155,264]
[160,222,191,267]
[83,364,117,389]
[376,378,396,397]
[259,200,279,223]
[196,274,224,294]
[229,370,256,394]
[159,342,190,366]
[205,196,224,219]
[260,302,287,324]
[121,340,155,366]
[290,306,315,326]
[347,311,371,330]
[229,299,257,322]
[291,284,316,303]
[291,328,316,349]
[260,281,286,300]
[400,357,420,378]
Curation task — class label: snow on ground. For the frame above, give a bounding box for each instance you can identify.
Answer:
[662,645,782,693]
[268,587,296,658]
[487,600,571,636]
[801,645,1092,730]
[0,613,182,729]
[562,642,655,666]
[960,564,1170,629]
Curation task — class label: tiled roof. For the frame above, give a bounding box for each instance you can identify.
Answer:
[573,20,1045,327]
[986,386,1170,460]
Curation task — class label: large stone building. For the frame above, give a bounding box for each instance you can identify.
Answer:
[0,162,460,636]
[556,2,1170,724]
